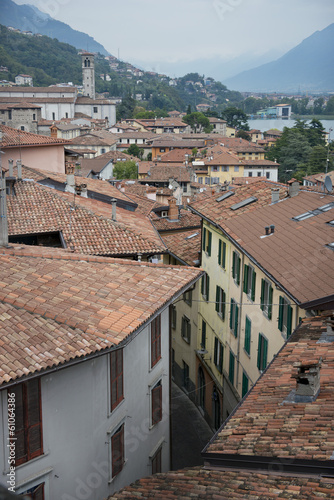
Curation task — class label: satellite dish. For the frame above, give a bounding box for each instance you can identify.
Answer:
[324,175,333,193]
[199,188,203,193]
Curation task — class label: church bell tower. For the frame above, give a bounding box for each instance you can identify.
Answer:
[82,52,95,99]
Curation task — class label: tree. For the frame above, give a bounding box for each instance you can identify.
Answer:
[126,144,144,159]
[186,104,192,115]
[236,129,251,141]
[113,160,138,179]
[221,107,249,130]
[182,112,213,133]
[116,93,136,121]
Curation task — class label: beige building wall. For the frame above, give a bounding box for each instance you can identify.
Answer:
[2,145,65,174]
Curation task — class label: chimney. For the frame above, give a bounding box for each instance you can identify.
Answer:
[288,179,300,198]
[65,163,75,194]
[0,168,8,247]
[271,187,280,204]
[146,186,157,201]
[168,197,179,220]
[292,358,322,401]
[270,224,275,234]
[8,159,14,178]
[265,226,270,236]
[16,159,22,180]
[111,198,117,221]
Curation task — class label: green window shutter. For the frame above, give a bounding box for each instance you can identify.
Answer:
[202,227,206,252]
[207,231,212,256]
[243,264,248,293]
[251,271,256,302]
[218,239,222,266]
[201,275,204,295]
[215,286,220,312]
[242,373,249,398]
[222,290,226,321]
[268,286,273,320]
[219,344,223,373]
[236,256,241,285]
[206,275,210,301]
[287,305,293,337]
[257,333,262,370]
[230,299,234,329]
[260,279,265,311]
[234,303,239,337]
[222,242,226,269]
[214,337,218,365]
[201,320,206,348]
[278,296,284,331]
[245,317,251,354]
[232,251,235,278]
[229,351,235,384]
[262,337,268,369]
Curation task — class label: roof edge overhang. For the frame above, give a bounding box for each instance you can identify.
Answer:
[300,294,334,311]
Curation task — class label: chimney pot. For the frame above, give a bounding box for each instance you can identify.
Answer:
[270,224,275,234]
[265,226,270,236]
[168,197,179,220]
[271,187,280,204]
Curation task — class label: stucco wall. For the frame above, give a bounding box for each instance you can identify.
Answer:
[2,146,65,174]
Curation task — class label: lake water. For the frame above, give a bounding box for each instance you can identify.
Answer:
[247,118,334,135]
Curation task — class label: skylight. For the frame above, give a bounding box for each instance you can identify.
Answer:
[216,191,234,202]
[230,196,257,211]
[293,202,334,221]
[185,232,199,240]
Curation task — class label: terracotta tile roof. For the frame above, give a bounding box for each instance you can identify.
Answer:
[0,301,113,386]
[303,170,334,185]
[109,466,334,499]
[0,245,203,355]
[205,138,265,153]
[205,314,334,461]
[149,138,206,148]
[7,102,41,109]
[68,133,117,147]
[151,209,201,232]
[243,159,279,166]
[161,229,201,265]
[0,86,76,93]
[142,165,192,183]
[204,149,243,166]
[158,148,193,162]
[77,152,137,177]
[7,180,165,257]
[232,176,267,185]
[0,124,69,147]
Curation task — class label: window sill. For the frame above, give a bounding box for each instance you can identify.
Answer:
[217,312,225,321]
[181,337,190,344]
[108,397,125,418]
[12,451,50,473]
[243,348,251,358]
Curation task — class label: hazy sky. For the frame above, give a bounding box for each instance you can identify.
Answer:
[14,0,334,69]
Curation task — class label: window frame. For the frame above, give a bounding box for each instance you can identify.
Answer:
[215,285,226,320]
[243,264,256,301]
[232,251,241,285]
[151,380,162,426]
[110,349,124,412]
[10,379,43,466]
[278,296,293,337]
[181,315,191,343]
[171,304,176,329]
[201,319,206,349]
[260,279,273,320]
[202,227,212,256]
[201,273,210,302]
[183,289,192,306]
[151,445,162,475]
[244,316,251,356]
[111,423,124,478]
[229,298,239,337]
[229,350,235,385]
[242,372,249,398]
[214,337,224,373]
[151,314,161,368]
[257,333,268,372]
[218,239,226,269]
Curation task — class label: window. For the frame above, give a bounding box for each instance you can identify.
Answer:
[215,286,226,320]
[229,298,239,337]
[101,148,106,154]
[10,379,43,466]
[243,264,256,301]
[229,350,235,385]
[183,289,192,306]
[211,177,219,184]
[111,424,124,478]
[244,316,251,355]
[214,337,223,373]
[8,110,12,120]
[32,113,36,121]
[257,172,261,177]
[222,166,229,172]
[171,305,176,329]
[93,106,98,113]
[218,239,226,269]
[257,333,268,371]
[201,320,206,349]
[212,166,219,172]
[19,483,44,499]
[20,126,25,131]
[205,177,210,185]
[278,297,293,337]
[52,112,55,120]
[242,372,249,398]
[232,251,241,285]
[65,112,68,118]
[151,446,162,474]
[248,172,253,177]
[181,315,191,343]
[234,166,239,172]
[202,227,212,256]
[266,172,270,179]
[201,273,210,301]
[110,349,123,412]
[152,380,162,425]
[183,361,190,391]
[260,279,273,319]
[151,315,161,368]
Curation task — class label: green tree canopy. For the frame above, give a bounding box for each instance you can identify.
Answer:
[126,144,144,159]
[182,112,213,133]
[113,160,138,179]
[221,107,249,130]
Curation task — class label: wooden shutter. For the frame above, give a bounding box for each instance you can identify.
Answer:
[243,264,248,293]
[201,320,206,348]
[234,304,239,337]
[202,227,206,251]
[229,351,235,384]
[262,337,268,369]
[214,337,218,366]
[268,286,273,320]
[112,425,124,477]
[11,385,26,464]
[232,251,235,278]
[215,286,220,312]
[260,279,265,311]
[222,242,226,269]
[257,333,262,370]
[218,239,222,266]
[287,305,293,337]
[251,271,256,301]
[206,275,210,301]
[236,256,241,285]
[242,373,249,398]
[222,290,226,321]
[278,297,284,331]
[26,379,42,461]
[219,343,223,373]
[207,231,212,256]
[111,350,123,411]
[152,383,162,425]
[201,275,204,295]
[245,317,251,354]
[230,299,234,329]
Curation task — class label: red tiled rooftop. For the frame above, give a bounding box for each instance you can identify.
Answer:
[0,124,69,147]
[161,229,201,266]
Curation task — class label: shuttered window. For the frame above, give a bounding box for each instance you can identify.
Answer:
[110,349,124,412]
[260,279,273,319]
[257,334,268,371]
[112,424,124,478]
[201,273,210,301]
[242,372,249,398]
[151,314,161,367]
[202,228,212,256]
[229,350,235,385]
[243,264,256,301]
[215,286,226,320]
[218,239,226,269]
[151,446,162,475]
[19,483,44,500]
[201,320,206,349]
[230,298,239,337]
[181,316,191,343]
[10,379,43,466]
[152,380,162,426]
[214,337,224,373]
[278,296,293,337]
[232,251,241,285]
[244,316,251,355]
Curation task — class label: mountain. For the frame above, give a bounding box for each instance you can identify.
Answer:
[0,0,110,55]
[223,23,334,93]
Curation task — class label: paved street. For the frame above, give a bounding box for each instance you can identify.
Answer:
[171,382,214,470]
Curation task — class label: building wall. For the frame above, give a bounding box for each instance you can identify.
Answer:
[74,103,116,126]
[1,108,41,133]
[0,309,170,500]
[2,145,65,174]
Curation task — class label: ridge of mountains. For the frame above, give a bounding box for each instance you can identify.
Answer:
[0,0,110,56]
[223,23,334,93]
